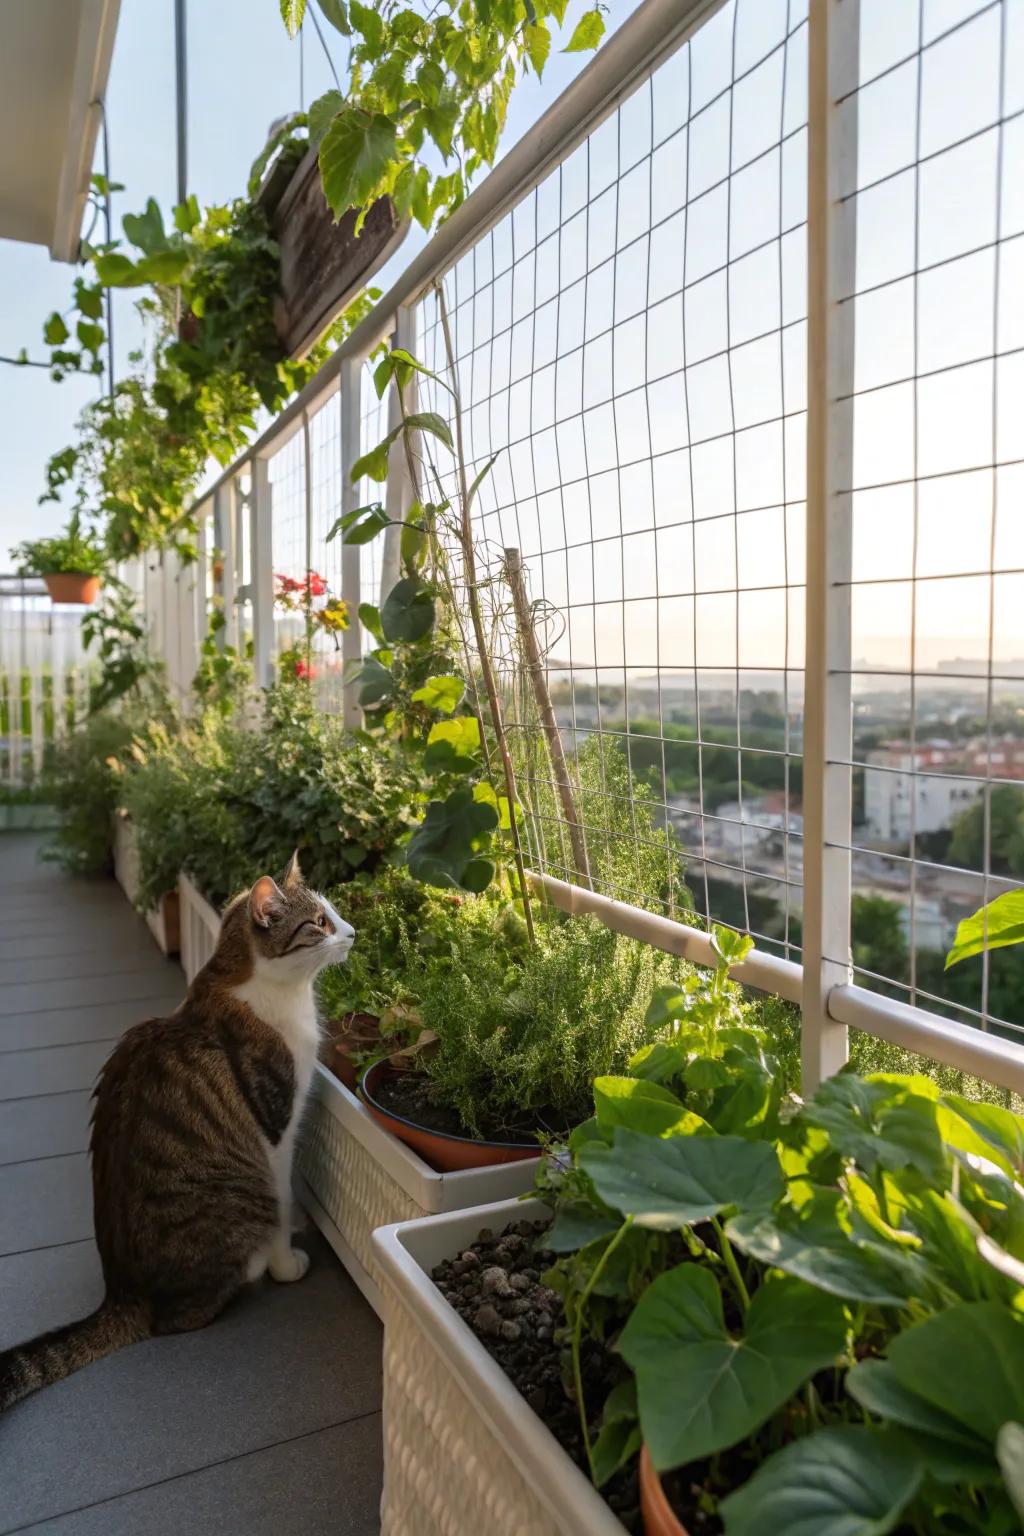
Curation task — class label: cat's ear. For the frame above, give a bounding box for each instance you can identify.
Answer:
[281,850,303,889]
[249,875,286,928]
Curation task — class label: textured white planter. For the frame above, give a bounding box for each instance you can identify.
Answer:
[112,814,180,956]
[296,1067,540,1319]
[178,871,221,983]
[372,1197,624,1536]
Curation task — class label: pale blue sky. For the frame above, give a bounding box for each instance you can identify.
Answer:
[0,0,636,554]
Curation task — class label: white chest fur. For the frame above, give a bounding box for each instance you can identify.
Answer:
[230,970,320,1112]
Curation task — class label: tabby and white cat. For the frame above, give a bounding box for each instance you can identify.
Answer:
[0,854,353,1411]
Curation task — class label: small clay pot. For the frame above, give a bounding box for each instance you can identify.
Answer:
[359,1060,542,1174]
[640,1447,689,1536]
[44,572,101,605]
[323,1012,382,1091]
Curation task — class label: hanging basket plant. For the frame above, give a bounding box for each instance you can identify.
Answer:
[11,516,106,606]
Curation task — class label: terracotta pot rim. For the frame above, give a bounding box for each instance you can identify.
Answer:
[359,1059,541,1152]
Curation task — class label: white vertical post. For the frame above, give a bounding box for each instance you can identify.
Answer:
[802,0,860,1090]
[214,481,239,651]
[340,356,363,731]
[194,506,209,668]
[251,457,274,690]
[380,305,419,606]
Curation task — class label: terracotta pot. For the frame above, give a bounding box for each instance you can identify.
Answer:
[359,1060,543,1174]
[44,572,101,605]
[323,1012,382,1091]
[640,1447,689,1536]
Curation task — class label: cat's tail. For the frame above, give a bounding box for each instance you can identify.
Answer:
[0,1300,150,1411]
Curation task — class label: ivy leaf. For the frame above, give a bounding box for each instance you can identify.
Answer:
[247,110,307,196]
[349,0,385,54]
[726,1190,935,1307]
[562,8,605,52]
[619,1269,847,1469]
[280,0,307,38]
[135,249,191,285]
[411,675,464,713]
[524,21,551,74]
[43,313,70,346]
[319,106,398,219]
[94,252,144,287]
[76,320,105,353]
[592,1077,711,1140]
[122,198,167,255]
[579,1127,784,1230]
[719,1427,922,1536]
[406,787,498,891]
[423,716,482,774]
[75,282,105,320]
[308,88,344,143]
[173,194,201,233]
[946,889,1024,968]
[381,576,434,643]
[315,0,350,35]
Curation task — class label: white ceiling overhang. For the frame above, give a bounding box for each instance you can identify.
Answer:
[0,0,121,261]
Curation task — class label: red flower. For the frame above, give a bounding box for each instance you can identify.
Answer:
[294,658,317,680]
[306,571,328,597]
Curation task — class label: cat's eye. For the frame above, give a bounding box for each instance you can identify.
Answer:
[316,913,327,928]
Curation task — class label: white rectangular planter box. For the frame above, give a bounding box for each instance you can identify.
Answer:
[372,1197,624,1536]
[296,1067,540,1319]
[112,814,180,956]
[178,871,221,983]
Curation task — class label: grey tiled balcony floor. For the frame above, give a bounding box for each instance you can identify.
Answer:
[0,836,382,1534]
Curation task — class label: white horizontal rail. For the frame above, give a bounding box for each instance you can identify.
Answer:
[531,873,804,1005]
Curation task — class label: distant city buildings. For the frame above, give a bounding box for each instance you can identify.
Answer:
[863,739,1024,844]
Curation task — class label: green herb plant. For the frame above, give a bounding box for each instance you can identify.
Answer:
[11,513,107,578]
[536,938,1024,1534]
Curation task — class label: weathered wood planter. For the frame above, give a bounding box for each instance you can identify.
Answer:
[112,814,180,956]
[296,1070,538,1318]
[177,871,221,983]
[262,148,408,359]
[372,1198,624,1536]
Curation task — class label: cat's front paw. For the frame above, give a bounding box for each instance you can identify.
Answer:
[268,1245,311,1283]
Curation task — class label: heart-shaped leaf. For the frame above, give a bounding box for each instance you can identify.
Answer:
[319,105,397,218]
[719,1427,922,1536]
[592,1077,711,1140]
[886,1301,1024,1443]
[381,577,434,643]
[545,1203,620,1254]
[423,715,481,773]
[619,1268,846,1468]
[412,674,464,714]
[806,1075,947,1187]
[727,1190,934,1306]
[579,1127,784,1230]
[406,787,498,891]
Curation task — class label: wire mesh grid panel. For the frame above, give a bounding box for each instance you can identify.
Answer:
[836,0,1024,1035]
[416,0,809,950]
[0,581,92,786]
[308,393,347,710]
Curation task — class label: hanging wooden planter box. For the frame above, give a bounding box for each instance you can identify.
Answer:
[261,147,408,360]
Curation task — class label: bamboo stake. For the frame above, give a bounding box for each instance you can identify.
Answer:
[503,547,592,890]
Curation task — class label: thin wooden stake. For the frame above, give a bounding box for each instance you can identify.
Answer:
[504,547,592,890]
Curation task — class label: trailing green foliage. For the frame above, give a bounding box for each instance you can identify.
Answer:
[81,577,163,712]
[281,1,606,231]
[535,939,1024,1533]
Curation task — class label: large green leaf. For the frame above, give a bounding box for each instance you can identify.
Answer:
[319,106,398,218]
[592,1077,711,1140]
[726,1190,934,1306]
[579,1128,784,1231]
[122,198,166,255]
[720,1427,922,1536]
[423,715,481,773]
[545,1202,620,1254]
[942,1094,1024,1177]
[308,89,344,143]
[403,410,454,452]
[406,787,498,891]
[619,1268,846,1469]
[94,253,144,287]
[847,1359,992,1453]
[805,1074,947,1186]
[381,577,434,642]
[315,0,350,37]
[411,674,465,714]
[135,249,191,285]
[280,0,307,39]
[886,1301,1024,1442]
[946,889,1024,968]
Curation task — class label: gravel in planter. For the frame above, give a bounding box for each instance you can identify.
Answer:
[431,1220,641,1531]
